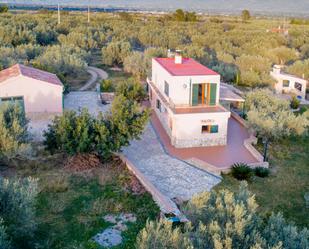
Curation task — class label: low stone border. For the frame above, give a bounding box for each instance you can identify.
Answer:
[231,111,269,168]
[117,153,188,222]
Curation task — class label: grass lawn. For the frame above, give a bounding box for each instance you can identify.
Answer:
[215,135,309,227]
[1,155,159,249]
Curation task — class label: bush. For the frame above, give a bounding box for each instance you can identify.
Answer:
[290,96,300,109]
[254,167,270,178]
[100,79,113,92]
[231,163,253,180]
[116,79,147,102]
[0,103,30,160]
[0,177,38,248]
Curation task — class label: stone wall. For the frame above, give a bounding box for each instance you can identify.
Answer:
[172,135,227,148]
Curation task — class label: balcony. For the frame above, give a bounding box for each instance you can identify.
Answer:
[147,78,229,115]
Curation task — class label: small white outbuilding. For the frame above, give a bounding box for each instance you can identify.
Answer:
[0,64,63,115]
[270,65,307,99]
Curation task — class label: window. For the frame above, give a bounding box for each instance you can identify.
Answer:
[294,82,302,92]
[164,81,169,97]
[283,80,290,87]
[201,125,219,134]
[192,83,217,106]
[156,99,161,111]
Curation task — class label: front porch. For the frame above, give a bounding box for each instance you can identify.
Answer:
[151,110,262,172]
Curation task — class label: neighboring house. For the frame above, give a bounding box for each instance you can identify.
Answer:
[147,54,231,148]
[270,65,307,99]
[0,64,63,115]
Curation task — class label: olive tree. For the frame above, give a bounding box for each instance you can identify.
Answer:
[0,177,38,248]
[136,182,309,249]
[101,41,131,66]
[44,83,149,158]
[32,45,88,76]
[0,103,29,161]
[245,89,309,161]
[241,10,251,22]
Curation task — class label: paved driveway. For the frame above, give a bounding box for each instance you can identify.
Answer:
[122,124,221,201]
[64,91,110,116]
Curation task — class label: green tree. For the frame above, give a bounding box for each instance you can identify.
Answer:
[123,52,147,79]
[0,5,8,13]
[0,177,38,248]
[116,79,147,102]
[136,183,309,249]
[136,220,193,249]
[0,103,29,161]
[32,45,88,76]
[241,9,251,22]
[44,86,149,158]
[101,41,131,66]
[286,59,309,79]
[172,9,197,22]
[245,89,308,161]
[43,109,95,155]
[0,218,10,249]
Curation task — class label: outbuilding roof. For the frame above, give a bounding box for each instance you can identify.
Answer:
[154,58,219,76]
[0,64,63,86]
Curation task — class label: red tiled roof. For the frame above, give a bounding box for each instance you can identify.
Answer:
[154,58,219,76]
[0,64,63,86]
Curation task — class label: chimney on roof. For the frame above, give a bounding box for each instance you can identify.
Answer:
[273,64,282,74]
[175,50,182,64]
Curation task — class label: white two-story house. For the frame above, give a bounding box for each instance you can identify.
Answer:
[147,54,231,148]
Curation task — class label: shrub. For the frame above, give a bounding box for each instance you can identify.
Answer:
[0,103,30,160]
[116,79,147,102]
[290,96,300,109]
[231,163,253,180]
[254,167,270,178]
[100,79,113,92]
[138,183,309,249]
[0,177,38,248]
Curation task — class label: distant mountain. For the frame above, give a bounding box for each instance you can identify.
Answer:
[3,0,309,16]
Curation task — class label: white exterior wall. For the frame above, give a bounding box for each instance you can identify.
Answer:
[0,75,63,114]
[171,111,231,148]
[271,71,307,99]
[152,59,221,106]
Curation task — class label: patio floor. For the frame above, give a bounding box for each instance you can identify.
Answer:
[151,112,259,169]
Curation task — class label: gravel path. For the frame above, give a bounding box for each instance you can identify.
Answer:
[122,124,221,201]
[64,91,110,116]
[79,66,108,91]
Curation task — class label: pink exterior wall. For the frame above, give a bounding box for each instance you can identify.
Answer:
[0,75,63,113]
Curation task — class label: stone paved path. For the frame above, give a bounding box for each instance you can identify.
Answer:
[122,124,221,201]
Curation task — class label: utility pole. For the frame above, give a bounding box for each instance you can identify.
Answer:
[88,5,90,23]
[58,3,61,25]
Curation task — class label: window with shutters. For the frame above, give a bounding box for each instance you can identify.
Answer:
[201,125,219,134]
[156,99,161,111]
[192,83,217,106]
[164,81,169,97]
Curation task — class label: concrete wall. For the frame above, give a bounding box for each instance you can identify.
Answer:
[152,59,221,106]
[0,75,63,113]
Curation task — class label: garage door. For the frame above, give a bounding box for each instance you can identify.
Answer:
[0,96,25,111]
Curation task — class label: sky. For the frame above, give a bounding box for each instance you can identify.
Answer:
[2,0,309,15]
